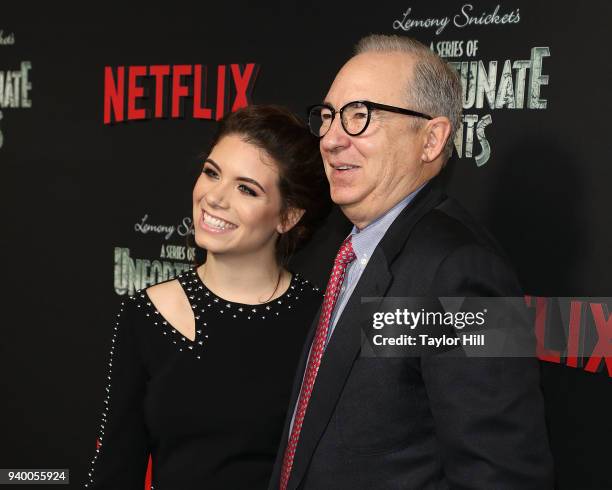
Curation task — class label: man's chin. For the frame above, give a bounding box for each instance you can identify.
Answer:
[335,198,365,218]
[330,188,362,207]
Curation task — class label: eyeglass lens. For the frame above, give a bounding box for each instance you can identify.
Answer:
[309,102,369,137]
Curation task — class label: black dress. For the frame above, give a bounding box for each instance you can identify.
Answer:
[84,267,321,490]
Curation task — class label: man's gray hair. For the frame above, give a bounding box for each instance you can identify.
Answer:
[355,34,462,159]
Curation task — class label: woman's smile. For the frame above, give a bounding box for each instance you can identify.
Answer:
[199,210,238,234]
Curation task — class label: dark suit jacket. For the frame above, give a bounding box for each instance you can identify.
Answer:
[269,179,554,490]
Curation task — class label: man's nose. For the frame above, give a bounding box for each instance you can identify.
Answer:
[320,114,351,153]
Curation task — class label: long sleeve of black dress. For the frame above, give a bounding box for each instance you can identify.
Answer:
[85,299,150,489]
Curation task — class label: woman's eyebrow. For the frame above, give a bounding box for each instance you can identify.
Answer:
[237,176,266,193]
[204,158,266,194]
[205,158,221,171]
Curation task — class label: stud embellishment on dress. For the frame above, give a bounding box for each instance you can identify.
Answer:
[140,267,318,362]
[139,278,210,360]
[86,299,130,487]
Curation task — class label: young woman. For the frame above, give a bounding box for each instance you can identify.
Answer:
[85,105,331,489]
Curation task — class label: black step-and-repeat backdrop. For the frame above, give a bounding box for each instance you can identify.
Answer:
[2,2,610,489]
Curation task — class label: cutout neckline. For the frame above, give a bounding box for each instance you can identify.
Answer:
[143,268,300,344]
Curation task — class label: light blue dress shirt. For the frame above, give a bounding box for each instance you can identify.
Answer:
[288,185,424,437]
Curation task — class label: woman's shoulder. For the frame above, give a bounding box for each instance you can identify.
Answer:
[115,272,190,325]
[144,276,186,311]
[108,274,196,351]
[141,271,196,341]
[121,268,192,306]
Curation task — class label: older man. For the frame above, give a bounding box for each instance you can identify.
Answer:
[270,35,553,489]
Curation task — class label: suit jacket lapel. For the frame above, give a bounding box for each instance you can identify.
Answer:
[287,179,447,489]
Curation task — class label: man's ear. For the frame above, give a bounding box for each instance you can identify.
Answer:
[277,207,306,234]
[421,116,452,163]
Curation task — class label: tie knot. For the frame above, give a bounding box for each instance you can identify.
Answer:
[335,236,356,266]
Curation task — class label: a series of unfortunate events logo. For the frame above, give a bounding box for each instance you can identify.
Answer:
[0,29,32,150]
[393,3,550,167]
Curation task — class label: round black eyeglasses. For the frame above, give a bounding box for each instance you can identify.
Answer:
[307,100,433,138]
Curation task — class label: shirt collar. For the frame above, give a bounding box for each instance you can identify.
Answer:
[348,184,426,264]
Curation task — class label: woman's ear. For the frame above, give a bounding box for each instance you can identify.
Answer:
[277,207,306,234]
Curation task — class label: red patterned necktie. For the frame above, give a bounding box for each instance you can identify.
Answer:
[279,236,356,490]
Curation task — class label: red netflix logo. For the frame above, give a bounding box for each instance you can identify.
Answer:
[526,297,612,377]
[103,63,259,124]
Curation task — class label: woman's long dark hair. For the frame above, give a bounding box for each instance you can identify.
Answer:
[192,105,331,266]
